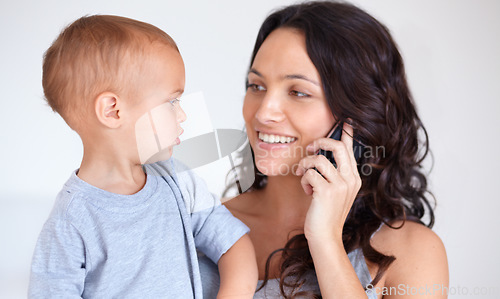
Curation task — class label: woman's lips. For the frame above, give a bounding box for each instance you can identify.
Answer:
[255,131,297,150]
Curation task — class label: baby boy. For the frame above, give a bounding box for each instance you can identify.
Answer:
[29,15,257,298]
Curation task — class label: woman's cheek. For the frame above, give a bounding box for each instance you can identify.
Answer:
[242,97,251,121]
[242,97,259,125]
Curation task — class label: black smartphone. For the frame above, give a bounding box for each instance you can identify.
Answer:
[317,122,365,168]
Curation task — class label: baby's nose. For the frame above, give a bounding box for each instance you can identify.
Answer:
[177,105,187,123]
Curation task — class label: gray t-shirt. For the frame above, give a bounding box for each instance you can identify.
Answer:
[29,159,249,298]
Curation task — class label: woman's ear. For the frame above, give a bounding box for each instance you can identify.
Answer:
[95,92,121,128]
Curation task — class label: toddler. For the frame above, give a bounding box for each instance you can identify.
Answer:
[29,15,257,298]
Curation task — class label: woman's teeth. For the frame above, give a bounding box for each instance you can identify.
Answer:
[259,132,296,144]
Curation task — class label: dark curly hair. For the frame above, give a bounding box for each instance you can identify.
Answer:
[237,1,435,298]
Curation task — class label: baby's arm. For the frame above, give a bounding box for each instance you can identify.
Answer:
[217,234,258,298]
[29,216,86,297]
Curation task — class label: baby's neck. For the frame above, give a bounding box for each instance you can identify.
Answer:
[77,148,146,195]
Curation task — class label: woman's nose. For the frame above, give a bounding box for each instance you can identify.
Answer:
[254,93,285,124]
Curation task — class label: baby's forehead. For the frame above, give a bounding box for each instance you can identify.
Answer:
[126,36,182,66]
[126,41,185,94]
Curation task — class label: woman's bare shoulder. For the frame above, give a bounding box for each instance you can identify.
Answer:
[370,220,449,294]
[371,220,445,253]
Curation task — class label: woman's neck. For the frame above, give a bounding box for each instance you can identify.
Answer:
[258,174,312,224]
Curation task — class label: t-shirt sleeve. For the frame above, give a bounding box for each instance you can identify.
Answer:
[29,215,86,298]
[192,204,249,264]
[172,160,250,264]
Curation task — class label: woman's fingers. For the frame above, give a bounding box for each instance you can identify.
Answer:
[340,122,359,173]
[304,122,360,178]
[341,122,354,153]
[296,154,336,181]
[300,168,327,196]
[304,138,352,178]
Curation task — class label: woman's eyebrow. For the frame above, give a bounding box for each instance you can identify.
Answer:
[249,68,319,86]
[283,74,319,86]
[249,68,263,77]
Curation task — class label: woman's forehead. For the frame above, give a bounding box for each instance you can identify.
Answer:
[251,28,320,82]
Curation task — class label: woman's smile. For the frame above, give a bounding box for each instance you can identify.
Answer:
[258,131,296,144]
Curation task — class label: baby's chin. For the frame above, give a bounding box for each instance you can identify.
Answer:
[143,147,173,164]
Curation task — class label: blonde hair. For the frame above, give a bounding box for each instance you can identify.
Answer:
[42,15,178,129]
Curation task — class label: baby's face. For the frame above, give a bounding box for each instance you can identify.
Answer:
[133,45,186,164]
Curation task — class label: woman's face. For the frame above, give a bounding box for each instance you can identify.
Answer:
[243,27,336,176]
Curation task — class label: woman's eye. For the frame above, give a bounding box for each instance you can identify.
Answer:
[247,83,266,92]
[290,90,309,97]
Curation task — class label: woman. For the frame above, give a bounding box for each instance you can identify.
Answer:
[200,1,448,298]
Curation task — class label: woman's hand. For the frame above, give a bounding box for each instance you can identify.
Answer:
[295,122,367,298]
[295,122,362,243]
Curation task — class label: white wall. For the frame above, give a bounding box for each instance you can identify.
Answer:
[1,0,499,298]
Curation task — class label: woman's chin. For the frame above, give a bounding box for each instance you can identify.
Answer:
[255,159,299,177]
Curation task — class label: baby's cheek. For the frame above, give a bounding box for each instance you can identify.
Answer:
[135,103,178,164]
[150,103,178,148]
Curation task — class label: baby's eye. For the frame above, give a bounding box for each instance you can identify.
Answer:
[247,83,266,92]
[289,90,309,97]
[169,98,180,106]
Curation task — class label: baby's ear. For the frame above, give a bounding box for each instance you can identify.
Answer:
[95,92,121,128]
